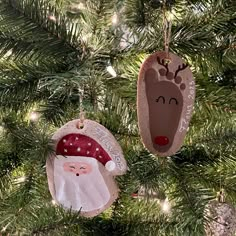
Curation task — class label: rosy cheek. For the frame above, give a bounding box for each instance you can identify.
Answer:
[82,170,87,174]
[63,166,70,172]
[86,166,92,174]
[63,163,76,172]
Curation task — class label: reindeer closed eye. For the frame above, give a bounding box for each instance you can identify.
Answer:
[169,98,178,105]
[156,96,165,104]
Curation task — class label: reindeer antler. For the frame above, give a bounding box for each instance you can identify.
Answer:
[157,56,169,75]
[174,63,189,78]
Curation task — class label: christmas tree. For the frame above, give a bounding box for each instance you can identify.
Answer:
[0,0,235,235]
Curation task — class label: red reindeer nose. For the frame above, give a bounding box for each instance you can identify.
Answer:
[154,136,169,146]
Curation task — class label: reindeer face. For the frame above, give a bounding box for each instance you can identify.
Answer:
[138,51,195,157]
[145,75,183,153]
[144,56,187,153]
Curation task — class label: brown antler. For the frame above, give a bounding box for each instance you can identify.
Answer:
[157,56,169,75]
[174,63,188,78]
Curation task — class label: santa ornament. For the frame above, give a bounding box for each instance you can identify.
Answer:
[46,119,127,217]
[137,51,195,157]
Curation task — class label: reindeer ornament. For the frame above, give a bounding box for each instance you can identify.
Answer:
[137,51,195,157]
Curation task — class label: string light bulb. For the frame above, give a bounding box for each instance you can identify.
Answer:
[16,176,26,183]
[106,65,117,77]
[161,198,171,213]
[77,3,85,9]
[48,15,56,22]
[120,40,128,49]
[51,199,57,205]
[112,12,118,25]
[1,222,10,233]
[29,111,40,122]
[82,35,88,42]
[81,33,91,42]
[167,10,175,21]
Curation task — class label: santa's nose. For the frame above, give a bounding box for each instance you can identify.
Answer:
[154,136,169,146]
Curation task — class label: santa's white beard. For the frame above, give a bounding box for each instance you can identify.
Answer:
[54,156,110,212]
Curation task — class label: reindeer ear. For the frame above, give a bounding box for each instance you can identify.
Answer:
[145,68,158,84]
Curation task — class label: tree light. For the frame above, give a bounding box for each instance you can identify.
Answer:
[77,3,85,9]
[161,198,171,213]
[16,176,26,183]
[30,111,40,122]
[120,40,128,49]
[81,33,91,42]
[51,200,57,205]
[1,222,10,232]
[48,15,56,22]
[106,66,117,77]
[167,11,175,21]
[112,12,118,25]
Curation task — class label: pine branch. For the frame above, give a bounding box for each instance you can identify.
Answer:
[0,2,77,63]
[2,0,82,49]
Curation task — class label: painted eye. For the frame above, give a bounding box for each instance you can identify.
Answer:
[156,96,165,104]
[80,167,86,170]
[69,166,75,169]
[169,98,178,105]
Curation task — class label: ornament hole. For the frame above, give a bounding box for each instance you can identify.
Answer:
[76,121,84,129]
[164,58,172,64]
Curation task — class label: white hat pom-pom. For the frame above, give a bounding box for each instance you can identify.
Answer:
[105,160,116,172]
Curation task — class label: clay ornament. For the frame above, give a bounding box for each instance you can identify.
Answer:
[46,119,127,217]
[137,51,195,157]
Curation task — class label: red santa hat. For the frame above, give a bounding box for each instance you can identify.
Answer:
[56,133,116,172]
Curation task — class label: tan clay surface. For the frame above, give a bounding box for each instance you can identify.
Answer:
[137,51,195,157]
[46,119,127,217]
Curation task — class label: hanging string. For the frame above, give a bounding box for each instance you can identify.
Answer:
[218,146,225,203]
[77,85,85,129]
[162,0,172,61]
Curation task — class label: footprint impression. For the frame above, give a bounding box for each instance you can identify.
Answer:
[137,52,195,156]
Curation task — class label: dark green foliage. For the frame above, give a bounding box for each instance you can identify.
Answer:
[0,0,235,235]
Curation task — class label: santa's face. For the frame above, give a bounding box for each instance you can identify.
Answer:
[63,162,92,176]
[53,156,111,212]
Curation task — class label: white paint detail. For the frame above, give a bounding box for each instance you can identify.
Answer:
[105,161,116,172]
[54,156,110,211]
[91,127,123,170]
